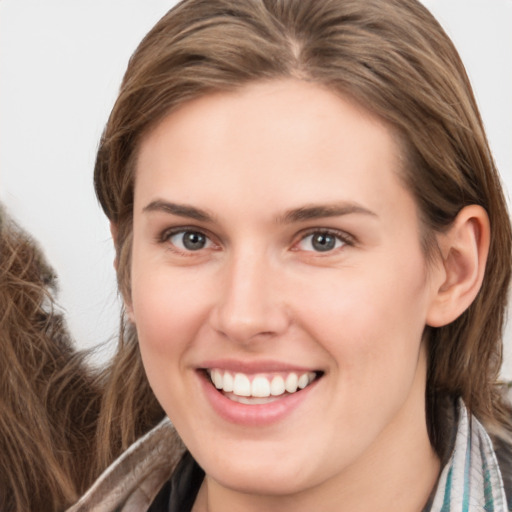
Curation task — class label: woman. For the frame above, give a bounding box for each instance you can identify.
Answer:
[66,0,511,510]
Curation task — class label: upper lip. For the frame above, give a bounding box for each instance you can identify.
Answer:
[197,358,321,374]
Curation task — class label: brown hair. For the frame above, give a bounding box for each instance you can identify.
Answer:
[94,0,512,461]
[0,207,102,511]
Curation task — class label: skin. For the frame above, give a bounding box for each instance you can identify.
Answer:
[129,79,447,512]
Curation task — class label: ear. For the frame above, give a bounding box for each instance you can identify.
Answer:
[110,222,136,323]
[426,205,490,327]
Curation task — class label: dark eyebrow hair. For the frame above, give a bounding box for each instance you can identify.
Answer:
[279,203,377,224]
[143,200,214,222]
[143,200,376,224]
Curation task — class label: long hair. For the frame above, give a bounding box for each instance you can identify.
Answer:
[93,0,512,462]
[0,207,105,511]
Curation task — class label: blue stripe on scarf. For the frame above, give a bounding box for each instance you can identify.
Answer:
[480,437,494,511]
[429,400,507,512]
[441,466,453,511]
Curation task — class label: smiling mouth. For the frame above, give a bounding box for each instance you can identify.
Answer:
[205,369,323,405]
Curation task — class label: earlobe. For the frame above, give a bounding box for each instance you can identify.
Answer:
[426,205,490,327]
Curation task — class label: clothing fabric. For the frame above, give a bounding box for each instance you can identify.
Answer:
[147,452,203,512]
[66,399,512,512]
[425,401,508,511]
[65,420,186,512]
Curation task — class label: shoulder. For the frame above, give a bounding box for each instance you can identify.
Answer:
[493,383,512,510]
[66,418,185,512]
[429,396,512,510]
[495,437,512,511]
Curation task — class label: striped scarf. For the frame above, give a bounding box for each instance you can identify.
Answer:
[68,400,509,511]
[428,401,508,511]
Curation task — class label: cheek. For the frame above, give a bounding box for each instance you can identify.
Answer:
[293,250,431,378]
[130,267,211,418]
[132,275,168,345]
[131,269,206,355]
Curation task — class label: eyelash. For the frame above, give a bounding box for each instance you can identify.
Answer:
[157,227,355,255]
[158,226,218,255]
[293,228,355,253]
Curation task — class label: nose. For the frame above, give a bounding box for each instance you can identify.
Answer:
[209,249,291,345]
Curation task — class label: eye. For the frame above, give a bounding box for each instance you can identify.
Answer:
[296,231,347,253]
[167,230,213,252]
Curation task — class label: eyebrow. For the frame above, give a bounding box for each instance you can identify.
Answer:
[278,203,378,224]
[143,200,377,224]
[143,200,215,222]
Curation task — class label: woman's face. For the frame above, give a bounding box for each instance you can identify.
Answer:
[130,80,443,501]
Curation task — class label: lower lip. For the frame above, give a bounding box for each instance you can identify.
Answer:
[198,371,320,426]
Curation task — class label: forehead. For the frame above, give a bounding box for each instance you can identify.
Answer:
[134,79,412,221]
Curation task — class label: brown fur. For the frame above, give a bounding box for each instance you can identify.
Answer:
[0,207,167,510]
[0,208,101,511]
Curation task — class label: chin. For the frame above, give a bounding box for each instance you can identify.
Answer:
[213,469,310,497]
[200,450,325,497]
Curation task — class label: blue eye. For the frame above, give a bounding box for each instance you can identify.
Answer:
[298,232,345,252]
[168,230,211,251]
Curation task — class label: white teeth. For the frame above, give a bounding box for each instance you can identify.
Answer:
[230,395,278,405]
[270,375,285,396]
[285,373,298,393]
[208,370,318,400]
[223,371,234,392]
[212,369,223,389]
[233,373,251,397]
[251,376,271,398]
[298,373,310,389]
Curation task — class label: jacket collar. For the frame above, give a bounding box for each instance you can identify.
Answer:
[67,394,512,512]
[66,418,184,512]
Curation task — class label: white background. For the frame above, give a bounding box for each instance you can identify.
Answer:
[1,1,511,378]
